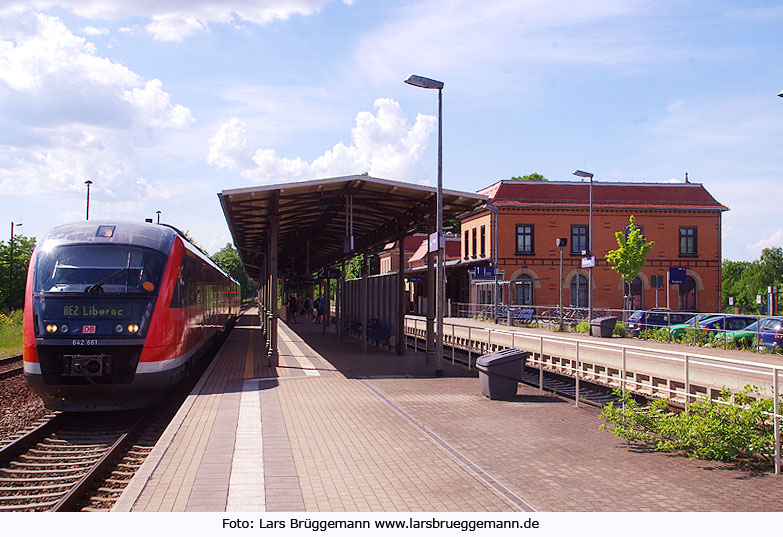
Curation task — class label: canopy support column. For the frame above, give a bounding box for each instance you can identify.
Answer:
[396,232,407,355]
[361,254,369,352]
[267,216,279,367]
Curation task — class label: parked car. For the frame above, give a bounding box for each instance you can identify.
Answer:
[713,317,783,350]
[668,313,720,339]
[689,315,757,342]
[626,309,692,336]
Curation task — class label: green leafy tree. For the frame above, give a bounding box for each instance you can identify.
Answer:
[606,215,654,309]
[509,172,548,181]
[0,233,37,311]
[210,243,256,301]
[721,247,783,313]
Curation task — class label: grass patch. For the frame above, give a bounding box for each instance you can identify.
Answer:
[0,310,23,358]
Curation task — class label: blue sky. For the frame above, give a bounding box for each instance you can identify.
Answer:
[1,1,782,261]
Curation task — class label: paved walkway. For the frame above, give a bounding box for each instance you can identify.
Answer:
[114,309,783,512]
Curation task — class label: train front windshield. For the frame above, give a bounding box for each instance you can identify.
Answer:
[34,245,167,295]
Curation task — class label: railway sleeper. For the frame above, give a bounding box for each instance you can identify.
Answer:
[0,467,90,476]
[18,454,104,463]
[9,460,97,468]
[0,483,72,492]
[0,491,66,502]
[0,499,58,511]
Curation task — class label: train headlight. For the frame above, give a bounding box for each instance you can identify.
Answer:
[60,324,69,333]
[46,324,58,333]
[114,324,124,333]
[127,324,139,333]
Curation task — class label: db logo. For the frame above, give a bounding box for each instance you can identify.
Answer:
[82,325,96,334]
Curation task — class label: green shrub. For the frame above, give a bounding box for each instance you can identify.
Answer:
[576,321,589,333]
[613,322,626,337]
[599,385,779,468]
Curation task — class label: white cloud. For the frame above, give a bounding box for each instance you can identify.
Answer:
[5,1,343,41]
[81,25,108,36]
[0,12,193,202]
[752,230,783,252]
[206,98,437,182]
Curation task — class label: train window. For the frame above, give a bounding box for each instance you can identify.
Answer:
[34,245,166,294]
[170,264,185,308]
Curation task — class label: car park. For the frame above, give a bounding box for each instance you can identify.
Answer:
[668,313,720,339]
[753,317,783,351]
[626,309,692,336]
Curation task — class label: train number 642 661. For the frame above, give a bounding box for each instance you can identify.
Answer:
[72,339,98,346]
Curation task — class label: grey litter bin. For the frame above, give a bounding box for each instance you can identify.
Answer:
[476,349,529,400]
[590,316,617,338]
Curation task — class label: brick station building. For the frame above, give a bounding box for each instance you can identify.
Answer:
[459,180,728,313]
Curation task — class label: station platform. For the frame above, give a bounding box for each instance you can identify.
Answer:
[114,308,783,512]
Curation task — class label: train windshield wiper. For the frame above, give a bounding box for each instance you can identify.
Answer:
[84,267,130,294]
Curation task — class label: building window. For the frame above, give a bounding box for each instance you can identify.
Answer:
[570,274,588,308]
[514,275,533,305]
[471,228,477,258]
[464,232,469,260]
[625,224,644,239]
[516,225,534,255]
[571,225,588,255]
[680,275,696,310]
[480,226,486,257]
[679,227,697,256]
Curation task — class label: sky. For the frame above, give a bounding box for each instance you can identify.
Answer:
[1,0,782,261]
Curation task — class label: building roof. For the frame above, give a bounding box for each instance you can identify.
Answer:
[477,180,728,212]
[407,235,461,265]
[218,175,487,276]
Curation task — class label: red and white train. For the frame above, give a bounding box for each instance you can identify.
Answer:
[23,221,240,411]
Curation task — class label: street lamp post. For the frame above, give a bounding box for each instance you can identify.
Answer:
[573,170,594,325]
[85,180,93,220]
[405,74,445,376]
[156,210,161,224]
[556,238,567,331]
[8,222,22,313]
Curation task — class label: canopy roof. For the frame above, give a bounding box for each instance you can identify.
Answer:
[218,175,487,277]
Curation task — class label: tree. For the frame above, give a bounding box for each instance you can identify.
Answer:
[0,233,36,311]
[510,172,548,182]
[211,243,257,301]
[606,215,654,309]
[722,247,783,313]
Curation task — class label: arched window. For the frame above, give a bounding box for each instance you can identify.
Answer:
[514,275,533,305]
[624,276,643,310]
[570,274,588,308]
[680,276,696,310]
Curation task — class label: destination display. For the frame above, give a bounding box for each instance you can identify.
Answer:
[61,304,130,318]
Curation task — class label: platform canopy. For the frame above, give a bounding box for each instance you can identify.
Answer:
[218,175,487,277]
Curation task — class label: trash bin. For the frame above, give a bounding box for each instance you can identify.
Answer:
[476,349,528,400]
[590,316,617,338]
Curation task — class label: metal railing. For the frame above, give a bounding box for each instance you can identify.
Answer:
[450,303,777,353]
[404,315,782,474]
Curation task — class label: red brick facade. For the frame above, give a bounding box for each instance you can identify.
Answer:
[460,181,728,313]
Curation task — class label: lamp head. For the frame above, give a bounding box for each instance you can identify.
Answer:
[572,170,593,179]
[405,74,444,90]
[778,89,783,98]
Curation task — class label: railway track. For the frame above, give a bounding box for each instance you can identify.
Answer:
[0,411,148,512]
[0,355,23,380]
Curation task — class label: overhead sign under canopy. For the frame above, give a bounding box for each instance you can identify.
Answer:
[218,175,487,279]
